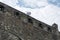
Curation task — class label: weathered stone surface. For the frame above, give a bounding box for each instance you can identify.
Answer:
[0,2,60,40]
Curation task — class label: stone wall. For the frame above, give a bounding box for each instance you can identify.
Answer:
[0,2,60,40]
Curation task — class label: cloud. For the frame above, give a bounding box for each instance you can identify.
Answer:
[17,0,48,9]
[0,0,18,7]
[48,0,60,7]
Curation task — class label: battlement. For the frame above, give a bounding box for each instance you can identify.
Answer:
[0,2,59,33]
[0,2,60,40]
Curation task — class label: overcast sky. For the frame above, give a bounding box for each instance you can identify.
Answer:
[0,0,60,31]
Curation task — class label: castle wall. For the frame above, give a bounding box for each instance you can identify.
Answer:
[0,2,60,40]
